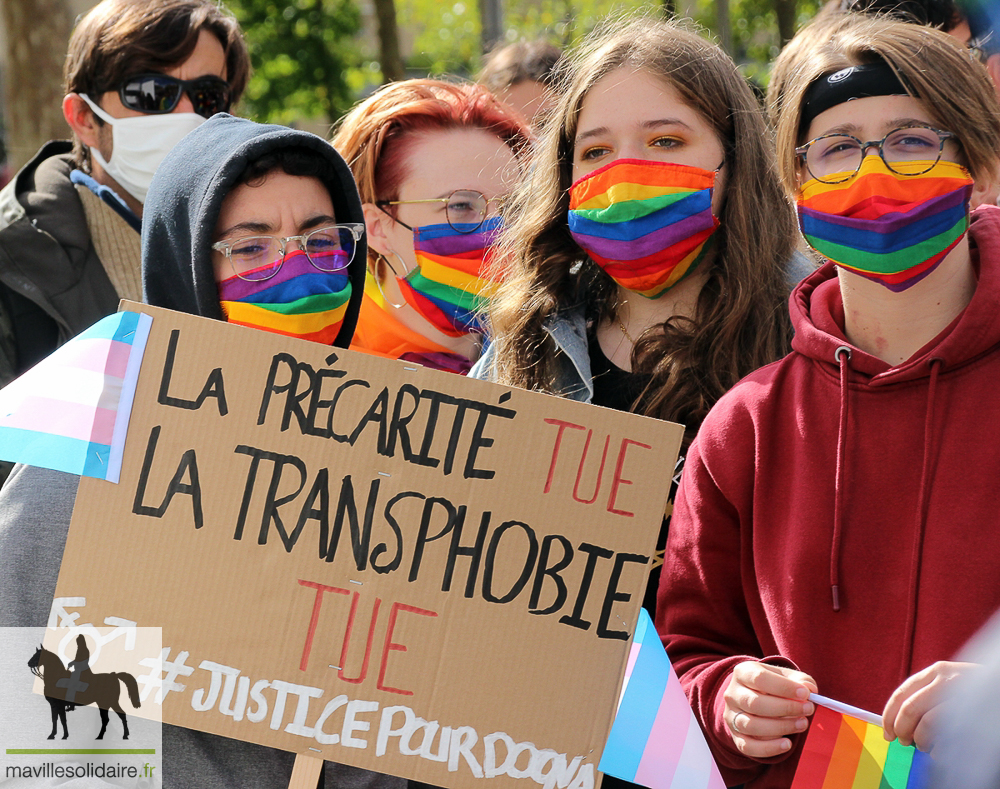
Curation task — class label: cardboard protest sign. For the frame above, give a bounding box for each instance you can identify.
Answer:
[53,303,683,788]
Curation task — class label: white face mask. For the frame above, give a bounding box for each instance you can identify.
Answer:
[79,94,206,205]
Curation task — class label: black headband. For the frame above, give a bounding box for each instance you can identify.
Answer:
[799,61,913,138]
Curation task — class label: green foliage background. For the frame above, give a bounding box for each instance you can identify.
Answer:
[228,0,362,124]
[227,0,821,125]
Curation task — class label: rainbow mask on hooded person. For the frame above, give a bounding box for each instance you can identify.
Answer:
[395,216,503,337]
[567,159,720,298]
[217,249,352,344]
[797,156,974,291]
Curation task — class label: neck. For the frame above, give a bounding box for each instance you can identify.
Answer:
[90,159,144,218]
[596,267,709,371]
[384,295,479,359]
[838,239,975,366]
[374,262,478,360]
[411,321,479,359]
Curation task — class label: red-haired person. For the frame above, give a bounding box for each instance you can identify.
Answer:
[332,79,531,374]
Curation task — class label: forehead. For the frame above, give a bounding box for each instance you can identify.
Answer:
[394,128,519,199]
[803,94,934,141]
[166,27,228,81]
[577,67,701,128]
[215,170,334,234]
[500,80,552,123]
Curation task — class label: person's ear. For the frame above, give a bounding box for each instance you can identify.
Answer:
[794,164,807,192]
[362,202,394,270]
[62,93,102,149]
[971,168,1000,208]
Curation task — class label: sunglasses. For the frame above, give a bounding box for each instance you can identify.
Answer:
[118,73,231,119]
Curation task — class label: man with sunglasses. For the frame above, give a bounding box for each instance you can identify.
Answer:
[0,0,249,399]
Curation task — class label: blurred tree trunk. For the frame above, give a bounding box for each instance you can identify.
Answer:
[372,0,406,83]
[1,0,75,170]
[775,0,797,45]
[479,0,503,54]
[716,0,733,55]
[662,0,676,17]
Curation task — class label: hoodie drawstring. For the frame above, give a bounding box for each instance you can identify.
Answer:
[829,350,942,639]
[830,346,852,612]
[898,357,942,673]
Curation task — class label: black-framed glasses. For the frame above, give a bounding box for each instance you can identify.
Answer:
[119,73,231,119]
[211,223,365,282]
[795,124,957,184]
[376,189,505,233]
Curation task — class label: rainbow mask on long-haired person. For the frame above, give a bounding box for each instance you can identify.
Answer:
[218,250,352,344]
[797,157,974,291]
[567,159,720,298]
[396,217,503,337]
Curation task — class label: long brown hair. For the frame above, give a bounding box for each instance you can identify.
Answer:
[487,16,798,442]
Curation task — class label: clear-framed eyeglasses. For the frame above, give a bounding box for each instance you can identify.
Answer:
[795,124,957,185]
[376,189,506,233]
[211,223,365,282]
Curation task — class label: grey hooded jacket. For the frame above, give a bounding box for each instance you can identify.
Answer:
[0,117,401,789]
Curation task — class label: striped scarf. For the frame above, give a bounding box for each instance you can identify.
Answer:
[397,217,502,337]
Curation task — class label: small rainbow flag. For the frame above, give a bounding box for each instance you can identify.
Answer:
[402,217,503,337]
[600,608,725,789]
[568,159,718,298]
[0,309,151,482]
[791,702,930,789]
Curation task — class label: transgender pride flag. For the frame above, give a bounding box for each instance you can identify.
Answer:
[0,309,151,482]
[600,608,724,789]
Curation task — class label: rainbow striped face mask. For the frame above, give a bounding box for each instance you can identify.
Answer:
[396,217,502,337]
[797,157,974,291]
[217,250,352,344]
[567,159,720,298]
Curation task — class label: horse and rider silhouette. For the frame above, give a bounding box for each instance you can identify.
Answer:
[28,634,141,740]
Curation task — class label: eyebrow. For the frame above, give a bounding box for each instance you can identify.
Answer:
[300,213,338,231]
[215,213,337,240]
[819,118,931,137]
[575,118,693,146]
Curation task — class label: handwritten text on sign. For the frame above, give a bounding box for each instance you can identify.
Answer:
[56,304,683,788]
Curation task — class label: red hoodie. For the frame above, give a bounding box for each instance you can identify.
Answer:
[656,205,1000,788]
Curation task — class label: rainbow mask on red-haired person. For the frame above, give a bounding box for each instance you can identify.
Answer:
[395,217,503,337]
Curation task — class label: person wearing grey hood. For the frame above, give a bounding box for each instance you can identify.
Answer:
[0,115,403,789]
